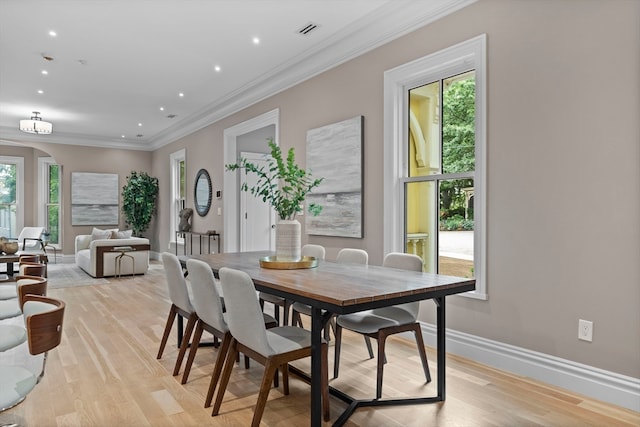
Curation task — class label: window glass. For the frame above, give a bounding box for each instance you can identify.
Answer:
[405,71,476,277]
[0,162,17,237]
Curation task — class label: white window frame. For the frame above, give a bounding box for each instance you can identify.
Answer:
[383,34,487,300]
[37,157,61,246]
[0,155,24,237]
[170,149,186,246]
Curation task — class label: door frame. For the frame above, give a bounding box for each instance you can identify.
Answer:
[223,108,279,252]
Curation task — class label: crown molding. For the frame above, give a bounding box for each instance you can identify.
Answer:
[2,0,475,152]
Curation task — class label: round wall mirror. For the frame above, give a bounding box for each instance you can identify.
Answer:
[194,168,212,216]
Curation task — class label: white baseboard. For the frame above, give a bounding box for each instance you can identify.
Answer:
[420,323,640,412]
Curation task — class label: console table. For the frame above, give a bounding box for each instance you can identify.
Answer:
[175,231,220,256]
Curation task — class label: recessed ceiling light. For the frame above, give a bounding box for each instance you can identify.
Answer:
[37,90,44,94]
[41,70,48,75]
[49,31,57,37]
[121,135,126,138]
[252,37,260,45]
[138,123,142,127]
[159,106,165,111]
[178,92,184,97]
[214,65,221,72]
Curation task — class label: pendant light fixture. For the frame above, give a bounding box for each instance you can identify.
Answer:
[19,111,53,135]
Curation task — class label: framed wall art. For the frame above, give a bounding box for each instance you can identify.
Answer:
[71,172,119,225]
[306,115,364,238]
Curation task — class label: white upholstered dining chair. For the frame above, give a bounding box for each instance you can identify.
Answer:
[181,258,278,408]
[0,294,65,413]
[157,252,197,377]
[333,252,431,399]
[213,267,330,425]
[291,247,367,341]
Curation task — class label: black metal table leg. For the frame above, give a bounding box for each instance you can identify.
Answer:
[310,306,323,427]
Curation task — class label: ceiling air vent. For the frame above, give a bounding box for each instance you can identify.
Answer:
[166,114,177,119]
[136,134,143,138]
[297,22,319,36]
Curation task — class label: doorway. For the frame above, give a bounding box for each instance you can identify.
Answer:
[223,109,279,252]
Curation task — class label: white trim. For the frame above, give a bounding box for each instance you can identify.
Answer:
[0,1,476,151]
[420,323,640,412]
[384,34,487,299]
[223,108,279,253]
[169,149,186,246]
[0,155,24,235]
[37,157,61,247]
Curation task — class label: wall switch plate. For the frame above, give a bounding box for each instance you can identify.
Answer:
[578,319,593,342]
[217,207,222,215]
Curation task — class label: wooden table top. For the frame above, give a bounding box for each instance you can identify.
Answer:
[182,251,475,314]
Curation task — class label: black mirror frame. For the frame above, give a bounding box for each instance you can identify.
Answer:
[194,168,212,216]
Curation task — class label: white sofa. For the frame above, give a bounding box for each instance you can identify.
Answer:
[75,234,150,278]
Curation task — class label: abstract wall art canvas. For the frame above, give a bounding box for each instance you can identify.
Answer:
[306,116,364,238]
[71,172,119,225]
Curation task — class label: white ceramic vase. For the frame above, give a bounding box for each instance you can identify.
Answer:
[276,219,301,260]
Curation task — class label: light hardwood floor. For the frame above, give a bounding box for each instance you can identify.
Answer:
[2,264,638,426]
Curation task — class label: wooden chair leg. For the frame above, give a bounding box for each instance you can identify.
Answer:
[212,339,239,416]
[333,324,343,379]
[281,362,290,395]
[293,310,303,328]
[181,320,204,384]
[412,323,431,383]
[364,336,374,359]
[376,331,388,399]
[173,313,197,376]
[157,306,177,359]
[251,359,279,427]
[283,299,291,325]
[205,333,232,408]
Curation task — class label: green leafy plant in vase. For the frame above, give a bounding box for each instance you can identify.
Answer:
[226,139,323,260]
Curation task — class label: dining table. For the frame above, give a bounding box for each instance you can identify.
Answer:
[180,251,475,427]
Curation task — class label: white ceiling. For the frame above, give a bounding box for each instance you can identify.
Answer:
[0,0,472,151]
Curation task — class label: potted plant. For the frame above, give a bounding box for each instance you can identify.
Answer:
[121,171,159,237]
[226,139,323,260]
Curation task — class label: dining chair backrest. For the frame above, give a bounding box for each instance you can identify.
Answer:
[382,252,423,319]
[336,248,368,265]
[22,294,65,356]
[17,276,48,310]
[161,252,194,313]
[219,267,274,356]
[19,255,40,264]
[302,244,325,260]
[19,262,46,278]
[186,259,227,333]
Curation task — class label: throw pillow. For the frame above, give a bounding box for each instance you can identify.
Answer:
[112,230,133,239]
[91,228,112,241]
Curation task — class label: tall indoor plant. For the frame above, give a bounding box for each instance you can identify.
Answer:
[226,139,323,259]
[121,171,159,237]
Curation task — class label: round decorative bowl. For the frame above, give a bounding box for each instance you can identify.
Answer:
[2,241,18,254]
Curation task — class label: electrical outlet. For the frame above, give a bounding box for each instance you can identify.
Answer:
[578,319,593,342]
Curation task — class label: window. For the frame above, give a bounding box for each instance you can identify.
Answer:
[384,35,487,299]
[0,156,24,238]
[170,149,186,244]
[38,157,61,245]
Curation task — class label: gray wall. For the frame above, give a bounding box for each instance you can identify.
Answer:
[4,0,639,380]
[153,0,640,379]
